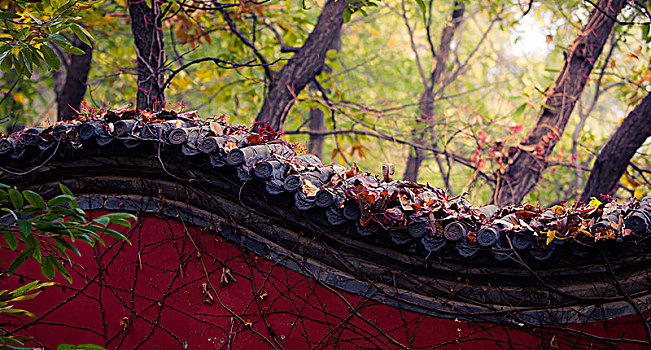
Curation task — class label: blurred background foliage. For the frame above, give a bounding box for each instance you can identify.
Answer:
[0,0,649,206]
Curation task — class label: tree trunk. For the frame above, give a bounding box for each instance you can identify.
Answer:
[403,1,464,191]
[404,89,433,181]
[53,36,92,121]
[494,0,625,206]
[255,0,352,131]
[128,0,166,111]
[308,107,326,158]
[308,31,341,159]
[580,92,651,202]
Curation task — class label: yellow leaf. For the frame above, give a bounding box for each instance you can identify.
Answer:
[588,197,602,208]
[577,228,592,237]
[543,230,556,245]
[623,172,642,188]
[551,205,564,216]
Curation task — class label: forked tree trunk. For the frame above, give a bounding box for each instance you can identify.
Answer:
[53,36,92,121]
[494,0,626,206]
[580,93,651,202]
[403,1,464,191]
[255,0,353,131]
[128,0,166,110]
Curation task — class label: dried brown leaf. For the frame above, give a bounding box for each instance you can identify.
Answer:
[301,179,320,197]
[223,140,238,152]
[220,267,237,286]
[120,317,130,332]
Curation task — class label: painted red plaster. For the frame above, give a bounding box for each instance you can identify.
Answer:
[2,213,648,349]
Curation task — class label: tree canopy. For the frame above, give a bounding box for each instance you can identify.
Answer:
[0,0,650,205]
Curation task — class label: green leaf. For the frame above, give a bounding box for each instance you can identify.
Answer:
[50,33,71,46]
[19,50,32,77]
[11,54,25,76]
[27,47,44,70]
[0,307,36,317]
[92,215,110,226]
[70,24,93,47]
[44,206,84,222]
[0,51,13,72]
[60,43,85,55]
[56,0,76,13]
[343,6,351,23]
[2,207,18,221]
[75,234,95,247]
[416,0,426,13]
[8,188,24,210]
[48,238,72,263]
[25,233,41,263]
[0,49,9,64]
[9,291,41,302]
[0,336,24,345]
[59,183,74,196]
[52,236,81,256]
[40,44,61,71]
[7,247,34,275]
[95,213,137,226]
[47,194,76,208]
[110,218,131,227]
[0,12,21,19]
[23,207,44,217]
[22,190,46,210]
[86,225,130,243]
[26,12,42,25]
[41,256,56,279]
[512,102,527,119]
[14,27,29,41]
[17,219,31,236]
[79,229,105,246]
[642,23,650,43]
[9,280,55,298]
[50,257,72,283]
[60,184,79,209]
[4,230,17,250]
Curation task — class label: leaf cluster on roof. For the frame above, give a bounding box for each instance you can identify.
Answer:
[1,107,649,263]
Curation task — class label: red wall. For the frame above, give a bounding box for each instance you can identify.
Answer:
[3,214,648,349]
